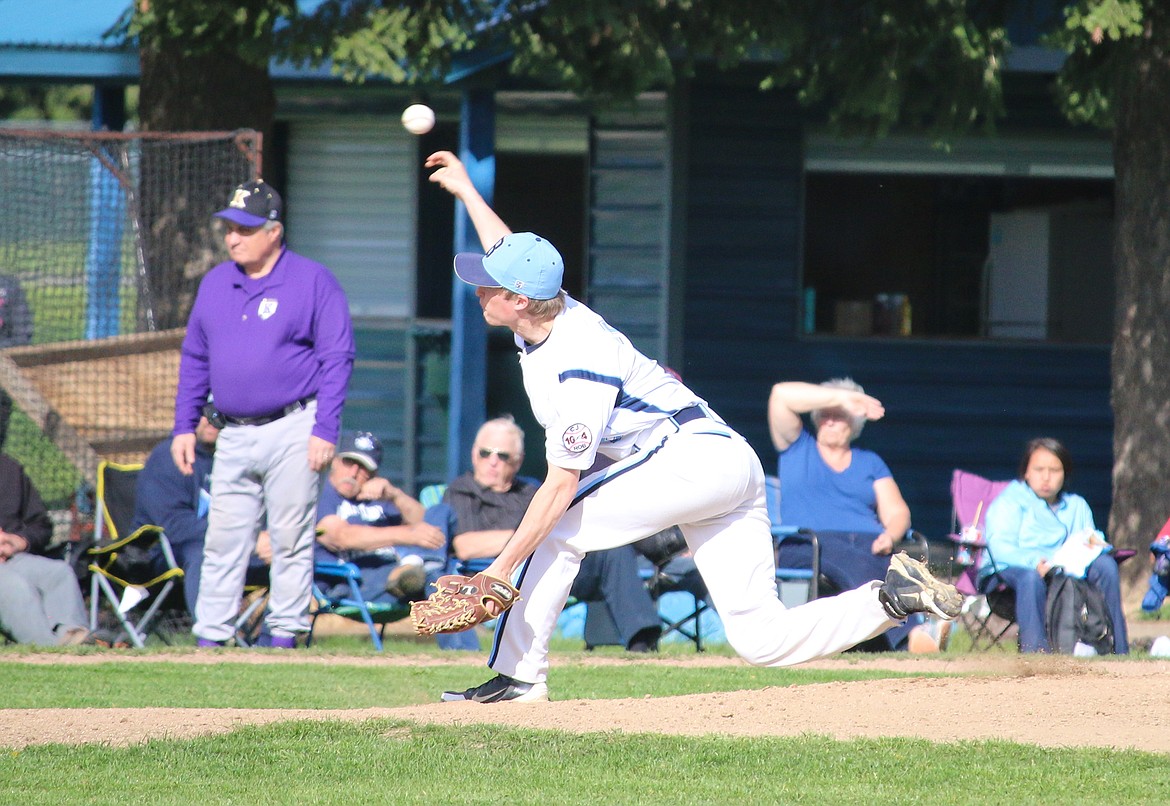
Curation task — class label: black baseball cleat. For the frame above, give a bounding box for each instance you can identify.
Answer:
[440,674,549,703]
[879,552,964,621]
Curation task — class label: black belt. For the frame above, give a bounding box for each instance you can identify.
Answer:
[672,405,707,426]
[221,396,315,427]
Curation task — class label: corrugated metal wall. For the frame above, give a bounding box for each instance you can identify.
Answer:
[285,118,417,318]
[284,118,425,489]
[589,95,671,360]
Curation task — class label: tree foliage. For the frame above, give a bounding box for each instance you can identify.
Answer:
[117,1,1013,138]
[118,0,295,67]
[290,1,1012,139]
[0,86,92,121]
[112,2,1165,139]
[113,2,1157,142]
[1049,0,1149,126]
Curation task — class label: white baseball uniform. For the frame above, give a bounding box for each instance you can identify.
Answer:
[488,297,899,684]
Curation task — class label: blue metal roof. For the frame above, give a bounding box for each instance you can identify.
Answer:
[0,0,130,48]
[0,0,134,79]
[0,0,508,83]
[0,0,344,81]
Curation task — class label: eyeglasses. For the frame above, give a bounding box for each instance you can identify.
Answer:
[222,221,264,236]
[477,447,514,463]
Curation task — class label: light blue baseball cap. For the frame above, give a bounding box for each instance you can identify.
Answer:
[454,232,564,300]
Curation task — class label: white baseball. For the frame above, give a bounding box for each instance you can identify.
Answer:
[401,103,435,135]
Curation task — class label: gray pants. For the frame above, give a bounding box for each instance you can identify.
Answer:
[194,404,321,642]
[0,553,87,645]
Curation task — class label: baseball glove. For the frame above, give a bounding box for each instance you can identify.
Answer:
[410,572,520,635]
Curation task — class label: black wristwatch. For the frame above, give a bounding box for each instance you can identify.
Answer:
[202,402,227,429]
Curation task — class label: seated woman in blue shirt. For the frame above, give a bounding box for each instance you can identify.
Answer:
[768,378,938,652]
[981,437,1128,654]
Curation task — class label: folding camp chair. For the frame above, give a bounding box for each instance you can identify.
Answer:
[765,475,820,606]
[306,560,411,651]
[764,475,930,606]
[949,468,1136,652]
[633,527,711,651]
[948,469,1019,650]
[87,461,185,648]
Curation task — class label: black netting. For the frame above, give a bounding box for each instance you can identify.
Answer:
[0,129,260,511]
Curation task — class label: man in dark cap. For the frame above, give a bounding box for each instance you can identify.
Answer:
[172,179,354,649]
[315,431,447,605]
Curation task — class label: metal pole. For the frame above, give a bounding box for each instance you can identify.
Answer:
[445,87,495,481]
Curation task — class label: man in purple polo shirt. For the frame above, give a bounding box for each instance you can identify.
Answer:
[172,179,354,648]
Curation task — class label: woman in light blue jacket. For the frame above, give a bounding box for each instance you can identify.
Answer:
[981,437,1128,654]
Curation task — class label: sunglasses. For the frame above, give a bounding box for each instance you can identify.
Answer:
[477,447,514,462]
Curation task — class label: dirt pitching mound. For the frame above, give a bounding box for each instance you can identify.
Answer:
[2,654,1167,752]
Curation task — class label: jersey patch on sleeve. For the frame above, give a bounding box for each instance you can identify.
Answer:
[561,423,593,453]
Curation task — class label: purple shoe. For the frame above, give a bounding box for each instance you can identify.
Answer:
[268,634,296,649]
[196,638,226,648]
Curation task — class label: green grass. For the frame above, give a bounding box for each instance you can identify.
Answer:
[3,237,145,343]
[0,647,1167,805]
[2,722,1166,806]
[0,655,917,709]
[4,406,84,507]
[0,638,917,709]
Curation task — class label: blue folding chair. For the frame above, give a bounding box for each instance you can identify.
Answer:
[419,483,471,578]
[306,560,410,651]
[766,474,930,606]
[765,475,820,606]
[417,483,447,510]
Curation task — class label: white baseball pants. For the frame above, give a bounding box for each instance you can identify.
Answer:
[194,404,320,642]
[489,421,899,684]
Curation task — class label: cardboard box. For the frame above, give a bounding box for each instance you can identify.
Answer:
[834,300,873,336]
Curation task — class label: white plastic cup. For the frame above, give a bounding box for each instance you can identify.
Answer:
[956,526,981,565]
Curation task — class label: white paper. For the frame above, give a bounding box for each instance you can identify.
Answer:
[118,585,150,613]
[1050,529,1106,578]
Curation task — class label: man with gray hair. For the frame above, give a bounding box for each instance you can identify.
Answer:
[172,179,354,649]
[432,415,662,652]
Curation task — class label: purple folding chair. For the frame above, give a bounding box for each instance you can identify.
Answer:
[949,469,1017,650]
[949,469,1137,652]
